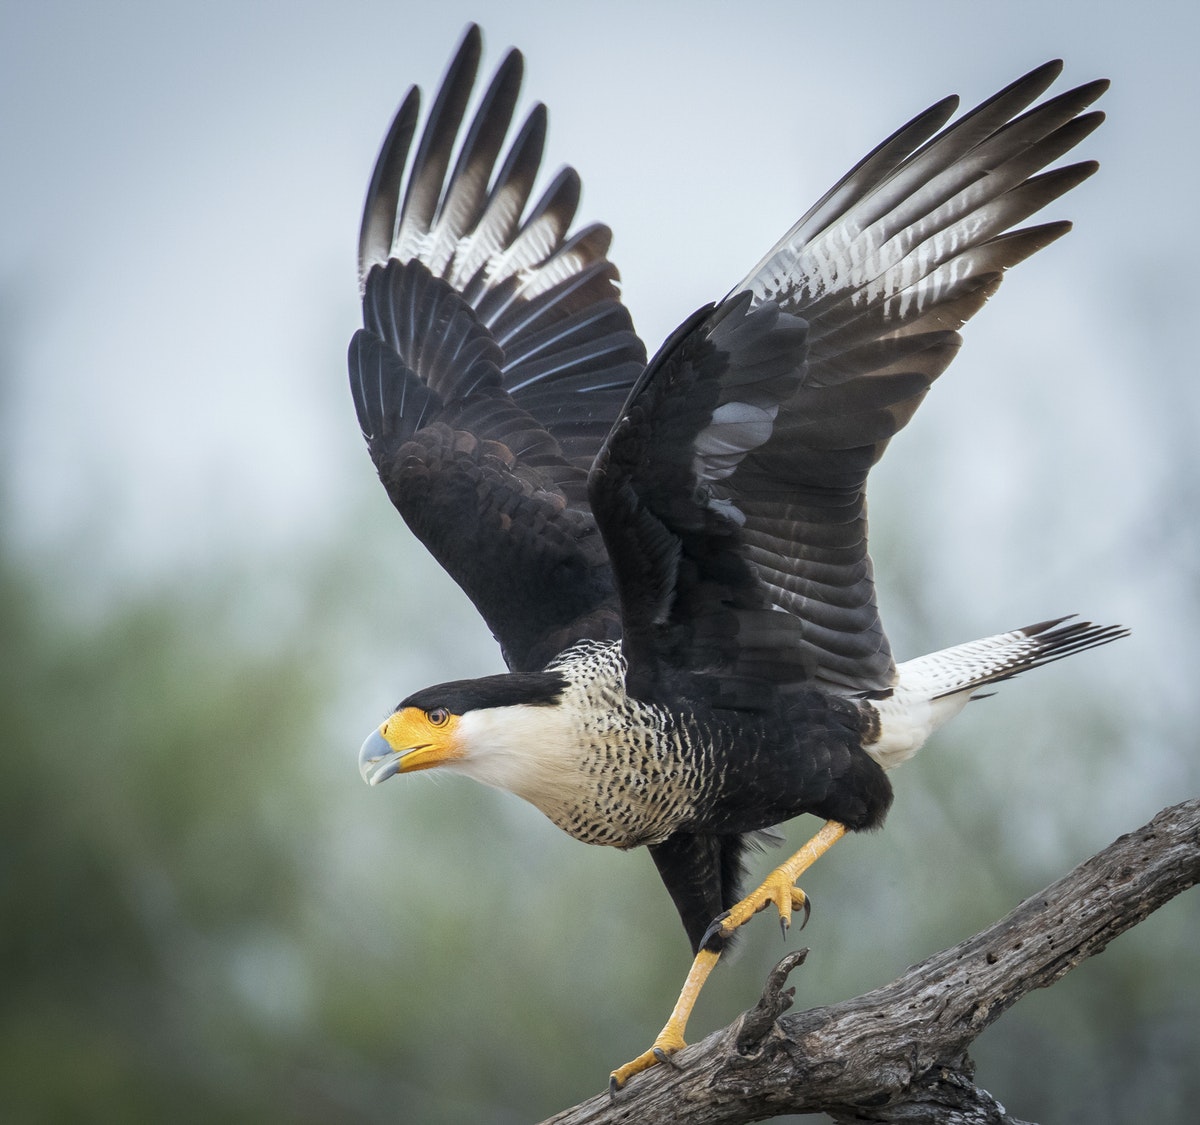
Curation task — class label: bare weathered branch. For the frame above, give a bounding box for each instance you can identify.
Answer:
[541,798,1200,1125]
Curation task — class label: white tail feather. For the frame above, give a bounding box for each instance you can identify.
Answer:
[865,616,1128,769]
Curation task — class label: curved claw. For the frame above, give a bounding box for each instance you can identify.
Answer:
[781,892,812,936]
[653,1045,684,1069]
[699,909,732,950]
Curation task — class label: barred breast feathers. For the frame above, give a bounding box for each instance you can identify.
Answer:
[453,641,706,847]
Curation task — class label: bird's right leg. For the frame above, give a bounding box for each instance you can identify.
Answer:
[702,820,847,944]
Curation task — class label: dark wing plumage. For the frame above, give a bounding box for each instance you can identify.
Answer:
[589,294,818,707]
[350,25,646,672]
[590,61,1106,699]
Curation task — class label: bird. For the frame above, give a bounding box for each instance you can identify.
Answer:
[350,24,1126,1090]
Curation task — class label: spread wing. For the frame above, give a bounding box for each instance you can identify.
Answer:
[350,24,646,672]
[589,61,1106,699]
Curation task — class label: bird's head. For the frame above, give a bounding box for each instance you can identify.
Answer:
[358,669,570,789]
[358,703,463,784]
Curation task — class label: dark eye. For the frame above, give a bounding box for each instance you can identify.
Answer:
[427,707,450,726]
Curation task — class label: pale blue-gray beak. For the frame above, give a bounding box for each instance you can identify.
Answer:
[358,729,402,786]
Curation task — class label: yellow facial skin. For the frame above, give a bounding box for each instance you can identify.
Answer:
[378,706,463,772]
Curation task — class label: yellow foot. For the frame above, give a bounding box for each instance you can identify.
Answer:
[608,1027,686,1092]
[703,877,810,946]
[702,819,846,946]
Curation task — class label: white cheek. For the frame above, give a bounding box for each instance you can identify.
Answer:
[449,705,577,802]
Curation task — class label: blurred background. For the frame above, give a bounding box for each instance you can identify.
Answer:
[2,1,1197,1121]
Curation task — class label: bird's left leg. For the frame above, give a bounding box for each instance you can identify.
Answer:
[609,820,847,1091]
[608,946,720,1092]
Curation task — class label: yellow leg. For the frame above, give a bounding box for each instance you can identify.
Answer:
[609,820,848,1091]
[609,947,720,1091]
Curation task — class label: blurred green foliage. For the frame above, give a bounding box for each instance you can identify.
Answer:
[1,516,1196,1123]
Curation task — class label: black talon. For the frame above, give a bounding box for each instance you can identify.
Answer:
[799,892,812,931]
[700,909,731,949]
[653,1047,683,1070]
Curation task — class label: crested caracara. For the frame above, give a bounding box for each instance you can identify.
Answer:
[350,25,1125,1089]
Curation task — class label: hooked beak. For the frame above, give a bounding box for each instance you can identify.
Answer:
[358,729,404,786]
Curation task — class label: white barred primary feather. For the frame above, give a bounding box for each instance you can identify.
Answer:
[357,27,607,334]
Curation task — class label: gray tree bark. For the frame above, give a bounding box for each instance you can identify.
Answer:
[540,798,1200,1125]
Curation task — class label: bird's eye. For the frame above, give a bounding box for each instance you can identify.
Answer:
[427,708,450,726]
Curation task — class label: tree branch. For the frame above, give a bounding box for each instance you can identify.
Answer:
[541,799,1200,1125]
